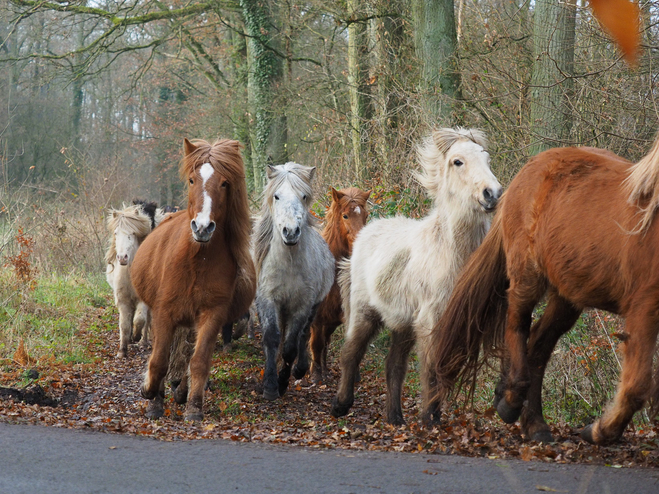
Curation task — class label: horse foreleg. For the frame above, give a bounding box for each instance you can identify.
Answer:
[309,322,326,384]
[522,292,580,442]
[582,311,659,444]
[292,303,319,381]
[117,301,136,358]
[186,309,228,421]
[257,298,280,401]
[385,327,415,425]
[331,305,382,417]
[141,314,175,413]
[221,322,233,353]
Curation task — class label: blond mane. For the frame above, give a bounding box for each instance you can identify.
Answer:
[105,205,153,265]
[624,133,659,234]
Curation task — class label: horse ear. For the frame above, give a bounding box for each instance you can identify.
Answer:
[331,187,343,202]
[307,167,316,182]
[266,165,277,179]
[363,190,372,201]
[183,138,197,156]
[112,210,119,218]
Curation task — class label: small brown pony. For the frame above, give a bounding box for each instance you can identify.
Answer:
[309,187,370,383]
[131,138,255,421]
[429,137,659,445]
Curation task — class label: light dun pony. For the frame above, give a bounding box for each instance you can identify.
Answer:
[309,187,370,383]
[331,128,502,424]
[105,200,163,358]
[132,138,255,421]
[254,163,335,400]
[431,137,659,445]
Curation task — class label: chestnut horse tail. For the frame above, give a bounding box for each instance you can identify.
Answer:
[430,211,509,401]
[337,258,352,326]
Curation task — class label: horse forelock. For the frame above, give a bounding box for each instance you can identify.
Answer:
[105,205,152,264]
[624,132,659,234]
[180,138,245,185]
[416,128,488,200]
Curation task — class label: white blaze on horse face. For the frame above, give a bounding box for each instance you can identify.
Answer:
[115,228,139,266]
[195,163,214,230]
[447,140,501,211]
[354,206,361,215]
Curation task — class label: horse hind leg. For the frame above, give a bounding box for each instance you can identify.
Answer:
[309,322,326,384]
[221,322,233,353]
[385,327,415,425]
[498,275,546,424]
[331,305,382,418]
[582,310,659,445]
[520,291,581,442]
[141,314,175,416]
[133,301,150,348]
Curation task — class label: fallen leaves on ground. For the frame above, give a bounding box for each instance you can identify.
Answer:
[0,304,658,469]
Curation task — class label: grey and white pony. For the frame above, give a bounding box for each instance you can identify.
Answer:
[253,163,335,400]
[105,200,163,358]
[331,128,503,424]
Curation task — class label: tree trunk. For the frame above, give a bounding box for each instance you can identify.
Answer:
[347,0,372,180]
[528,0,576,155]
[413,0,461,124]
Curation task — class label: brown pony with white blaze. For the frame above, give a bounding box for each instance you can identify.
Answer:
[430,137,659,445]
[131,138,255,421]
[309,187,370,383]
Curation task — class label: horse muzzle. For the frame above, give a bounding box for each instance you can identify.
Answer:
[191,219,216,243]
[282,226,301,246]
[116,255,129,266]
[479,186,502,213]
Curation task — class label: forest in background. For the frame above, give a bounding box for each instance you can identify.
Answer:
[1,0,658,431]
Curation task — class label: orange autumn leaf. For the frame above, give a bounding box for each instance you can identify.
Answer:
[13,338,34,366]
[589,0,640,65]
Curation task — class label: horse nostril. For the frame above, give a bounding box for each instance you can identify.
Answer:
[207,222,216,234]
[191,220,198,233]
[294,227,300,236]
[283,227,289,237]
[483,188,493,201]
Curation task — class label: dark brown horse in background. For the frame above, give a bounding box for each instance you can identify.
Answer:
[429,137,659,445]
[309,187,370,383]
[132,138,255,421]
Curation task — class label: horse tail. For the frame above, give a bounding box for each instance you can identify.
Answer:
[428,211,509,402]
[337,257,352,325]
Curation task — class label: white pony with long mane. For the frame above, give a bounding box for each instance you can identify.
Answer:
[105,200,164,358]
[254,162,335,400]
[331,128,502,424]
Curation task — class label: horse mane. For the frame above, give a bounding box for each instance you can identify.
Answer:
[624,132,659,233]
[254,162,317,276]
[180,138,253,294]
[415,127,488,199]
[132,199,163,229]
[105,205,153,265]
[323,188,369,257]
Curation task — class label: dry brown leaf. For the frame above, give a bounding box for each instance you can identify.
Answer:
[13,339,34,366]
[589,0,640,65]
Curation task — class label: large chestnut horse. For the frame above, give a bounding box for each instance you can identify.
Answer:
[309,187,370,383]
[430,138,659,445]
[132,138,255,421]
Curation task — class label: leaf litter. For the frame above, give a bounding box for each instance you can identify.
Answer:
[0,304,657,469]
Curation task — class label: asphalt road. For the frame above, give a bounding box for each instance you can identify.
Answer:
[1,422,657,493]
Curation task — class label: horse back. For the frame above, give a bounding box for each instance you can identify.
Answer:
[503,147,658,313]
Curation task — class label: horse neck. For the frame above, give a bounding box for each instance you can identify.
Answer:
[427,198,489,261]
[323,219,350,259]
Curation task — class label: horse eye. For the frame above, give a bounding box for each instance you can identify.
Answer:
[342,214,349,220]
[274,194,279,200]
[453,159,463,167]
[189,178,194,185]
[221,181,228,188]
[303,195,307,201]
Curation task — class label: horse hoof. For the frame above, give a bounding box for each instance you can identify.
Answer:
[185,411,203,422]
[496,398,522,424]
[310,371,323,385]
[580,423,596,444]
[145,401,164,420]
[263,388,279,401]
[222,343,232,354]
[421,412,441,427]
[330,397,352,418]
[387,413,405,426]
[140,384,156,400]
[173,385,188,405]
[116,350,127,359]
[531,429,555,443]
[292,366,308,380]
